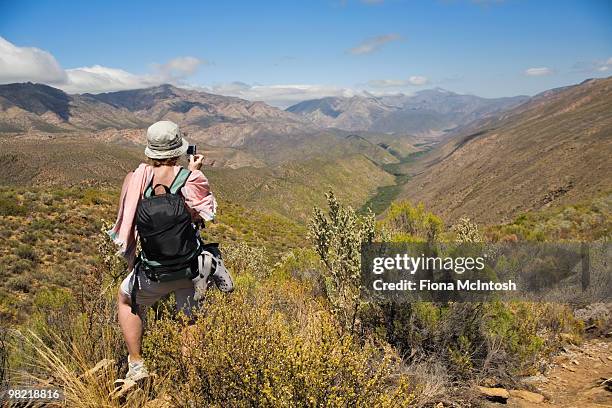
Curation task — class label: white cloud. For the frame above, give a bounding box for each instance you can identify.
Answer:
[367,75,429,87]
[63,65,159,93]
[575,57,612,73]
[524,67,554,77]
[408,75,429,85]
[205,82,361,108]
[0,36,435,107]
[348,34,401,55]
[204,80,430,108]
[0,36,203,93]
[152,56,205,79]
[0,37,66,84]
[63,57,206,93]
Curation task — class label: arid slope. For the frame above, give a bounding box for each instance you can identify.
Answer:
[400,77,612,224]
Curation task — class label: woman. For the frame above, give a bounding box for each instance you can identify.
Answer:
[108,120,217,382]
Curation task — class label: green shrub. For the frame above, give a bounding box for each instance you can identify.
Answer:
[222,241,269,278]
[30,218,56,231]
[81,189,111,205]
[21,232,38,245]
[0,197,28,216]
[15,244,37,262]
[486,193,611,241]
[361,300,582,382]
[381,201,443,243]
[7,275,31,293]
[273,248,321,283]
[451,217,483,242]
[11,259,33,274]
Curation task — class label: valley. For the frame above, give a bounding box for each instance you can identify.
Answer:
[0,77,610,407]
[1,78,611,226]
[359,146,433,215]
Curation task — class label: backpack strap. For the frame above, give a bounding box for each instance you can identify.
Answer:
[130,260,142,315]
[169,167,192,195]
[143,167,191,197]
[151,184,171,196]
[143,175,154,198]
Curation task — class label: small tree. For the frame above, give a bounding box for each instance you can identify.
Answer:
[309,191,374,333]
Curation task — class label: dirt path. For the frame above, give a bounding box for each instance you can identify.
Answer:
[496,338,612,407]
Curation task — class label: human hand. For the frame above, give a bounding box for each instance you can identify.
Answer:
[188,154,204,171]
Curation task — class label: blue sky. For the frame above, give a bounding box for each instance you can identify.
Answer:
[0,0,610,106]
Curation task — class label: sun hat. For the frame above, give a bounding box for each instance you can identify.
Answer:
[144,120,189,159]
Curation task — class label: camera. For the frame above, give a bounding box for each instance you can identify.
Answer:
[186,145,197,156]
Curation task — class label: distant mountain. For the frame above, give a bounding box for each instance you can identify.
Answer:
[0,83,418,168]
[0,82,148,132]
[89,84,313,148]
[286,88,528,137]
[286,96,392,131]
[0,83,312,143]
[399,77,612,224]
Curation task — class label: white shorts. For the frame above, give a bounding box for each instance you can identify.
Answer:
[120,270,196,316]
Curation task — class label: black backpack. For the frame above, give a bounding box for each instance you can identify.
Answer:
[135,167,201,282]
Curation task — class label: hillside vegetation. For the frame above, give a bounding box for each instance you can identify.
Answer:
[2,190,603,406]
[0,135,394,223]
[0,186,305,323]
[0,79,610,406]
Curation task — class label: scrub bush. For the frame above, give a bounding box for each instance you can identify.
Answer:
[0,197,28,216]
[222,241,269,278]
[361,300,582,382]
[381,201,443,243]
[144,287,415,407]
[309,190,375,333]
[15,244,37,262]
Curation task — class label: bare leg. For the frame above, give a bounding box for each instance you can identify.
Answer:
[117,289,144,362]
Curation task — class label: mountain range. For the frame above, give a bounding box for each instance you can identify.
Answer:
[0,83,413,167]
[0,82,309,144]
[1,79,610,225]
[286,89,528,137]
[0,83,402,220]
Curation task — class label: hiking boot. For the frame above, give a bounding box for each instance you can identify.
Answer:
[125,359,149,382]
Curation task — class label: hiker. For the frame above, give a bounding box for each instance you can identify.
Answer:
[108,120,233,383]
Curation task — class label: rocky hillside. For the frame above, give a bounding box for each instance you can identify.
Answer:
[0,83,148,132]
[89,84,314,148]
[0,82,312,140]
[286,88,528,137]
[0,83,417,167]
[399,77,612,224]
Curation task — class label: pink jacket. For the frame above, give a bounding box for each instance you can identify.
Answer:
[107,163,216,266]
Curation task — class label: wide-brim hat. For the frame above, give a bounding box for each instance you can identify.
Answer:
[144,120,189,159]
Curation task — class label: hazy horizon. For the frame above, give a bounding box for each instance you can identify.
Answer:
[1,0,611,107]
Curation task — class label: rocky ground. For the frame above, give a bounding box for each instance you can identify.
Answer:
[480,338,612,407]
